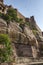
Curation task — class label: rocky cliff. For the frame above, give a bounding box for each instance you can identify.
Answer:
[0,16,43,65]
[0,1,43,65]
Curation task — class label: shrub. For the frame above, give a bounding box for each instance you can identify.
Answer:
[26,21,30,26]
[0,8,24,24]
[18,18,23,23]
[7,8,17,21]
[0,34,12,62]
[2,14,12,21]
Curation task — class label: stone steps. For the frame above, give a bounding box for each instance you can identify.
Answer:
[15,57,43,64]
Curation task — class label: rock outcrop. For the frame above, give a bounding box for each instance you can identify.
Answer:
[0,18,7,34]
[0,0,43,65]
[0,17,43,65]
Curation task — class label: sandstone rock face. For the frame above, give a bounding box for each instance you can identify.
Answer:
[24,25,39,48]
[7,21,39,59]
[8,22,28,44]
[0,18,7,34]
[14,43,33,57]
[0,18,43,65]
[0,1,43,64]
[8,22,22,32]
[1,63,8,65]
[0,19,42,57]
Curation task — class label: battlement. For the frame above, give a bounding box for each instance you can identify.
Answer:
[25,18,29,22]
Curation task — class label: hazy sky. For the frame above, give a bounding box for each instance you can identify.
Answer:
[4,0,43,31]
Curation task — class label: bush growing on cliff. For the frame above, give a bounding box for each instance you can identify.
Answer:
[0,34,12,62]
[0,8,17,22]
[0,13,11,25]
[0,8,23,23]
[6,8,24,23]
[2,14,12,21]
[2,14,12,25]
[26,21,30,26]
[7,8,17,21]
[18,18,24,23]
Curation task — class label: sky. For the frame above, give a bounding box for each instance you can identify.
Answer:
[4,0,43,31]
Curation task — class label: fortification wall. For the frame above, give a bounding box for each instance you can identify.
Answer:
[16,9,25,22]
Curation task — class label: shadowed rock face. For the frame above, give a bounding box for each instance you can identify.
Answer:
[14,43,33,57]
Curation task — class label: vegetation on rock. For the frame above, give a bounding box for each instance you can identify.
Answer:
[0,1,43,64]
[0,8,24,25]
[0,34,12,62]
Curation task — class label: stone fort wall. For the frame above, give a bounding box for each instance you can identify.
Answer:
[14,9,25,22]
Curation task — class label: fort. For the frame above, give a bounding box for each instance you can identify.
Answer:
[0,0,42,45]
[0,0,25,21]
[0,0,42,33]
[0,0,42,50]
[0,0,43,65]
[0,0,29,22]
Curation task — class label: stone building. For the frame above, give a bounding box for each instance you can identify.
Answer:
[14,9,25,22]
[0,0,8,14]
[0,0,25,22]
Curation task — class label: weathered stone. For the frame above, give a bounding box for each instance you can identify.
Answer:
[1,63,8,65]
[14,43,32,57]
[0,18,7,34]
[0,0,43,65]
[8,22,28,44]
